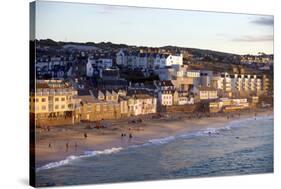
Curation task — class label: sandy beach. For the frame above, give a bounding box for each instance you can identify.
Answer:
[35,108,273,167]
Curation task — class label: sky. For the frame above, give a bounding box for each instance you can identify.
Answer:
[34,1,274,55]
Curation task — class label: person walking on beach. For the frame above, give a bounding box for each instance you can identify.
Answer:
[129,133,133,139]
[74,142,78,151]
[65,142,69,152]
[48,143,51,148]
[84,133,88,139]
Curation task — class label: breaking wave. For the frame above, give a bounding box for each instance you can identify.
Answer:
[36,147,123,172]
[37,114,272,172]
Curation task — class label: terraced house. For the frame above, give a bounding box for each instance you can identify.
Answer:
[217,73,269,97]
[29,80,81,126]
[127,91,157,116]
[116,49,183,70]
[79,95,121,122]
[79,89,121,121]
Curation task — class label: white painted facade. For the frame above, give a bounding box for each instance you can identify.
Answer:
[87,57,113,70]
[186,70,200,78]
[158,92,173,106]
[116,50,183,70]
[116,50,126,66]
[218,73,263,95]
[198,88,218,100]
[128,96,157,116]
[86,61,94,77]
[165,54,183,67]
[178,96,188,105]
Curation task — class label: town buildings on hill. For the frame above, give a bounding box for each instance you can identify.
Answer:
[31,42,273,126]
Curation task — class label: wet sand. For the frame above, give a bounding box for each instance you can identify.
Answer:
[35,108,273,167]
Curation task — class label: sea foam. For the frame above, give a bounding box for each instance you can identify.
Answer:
[36,147,123,172]
[36,114,273,172]
[148,136,176,145]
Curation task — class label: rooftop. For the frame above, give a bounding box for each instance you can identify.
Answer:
[198,86,217,91]
[35,80,75,92]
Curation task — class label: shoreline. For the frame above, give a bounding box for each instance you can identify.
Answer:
[35,108,273,169]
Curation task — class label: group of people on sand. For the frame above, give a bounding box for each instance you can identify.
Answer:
[65,142,78,152]
[47,141,78,152]
[121,133,133,139]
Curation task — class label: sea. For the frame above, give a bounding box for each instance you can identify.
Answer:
[36,115,273,187]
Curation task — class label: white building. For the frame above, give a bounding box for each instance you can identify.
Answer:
[165,54,183,67]
[178,96,188,105]
[127,94,157,116]
[86,61,94,77]
[197,86,218,100]
[155,80,176,106]
[186,70,201,78]
[86,55,113,77]
[87,56,113,69]
[116,50,126,66]
[216,73,265,97]
[158,90,174,106]
[116,50,183,70]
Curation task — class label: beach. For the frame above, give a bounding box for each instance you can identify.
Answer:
[35,108,273,168]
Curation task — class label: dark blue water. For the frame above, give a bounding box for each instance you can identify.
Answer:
[36,115,273,187]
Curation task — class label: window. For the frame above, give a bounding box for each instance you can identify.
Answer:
[42,98,46,102]
[55,97,59,102]
[96,105,100,112]
[87,105,92,112]
[103,105,107,111]
[61,97,65,101]
[61,105,65,109]
[42,105,46,110]
[35,98,39,102]
[55,105,59,109]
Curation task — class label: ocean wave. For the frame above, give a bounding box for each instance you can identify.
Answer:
[145,114,273,143]
[36,147,123,172]
[83,147,123,156]
[148,136,176,145]
[36,114,273,172]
